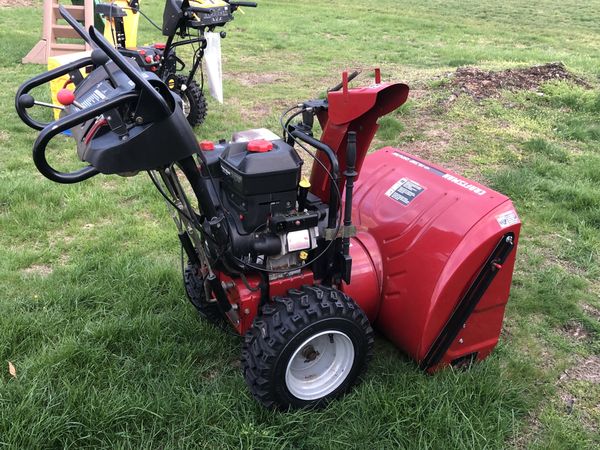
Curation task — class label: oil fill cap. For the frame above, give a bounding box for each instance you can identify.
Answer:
[247,139,273,153]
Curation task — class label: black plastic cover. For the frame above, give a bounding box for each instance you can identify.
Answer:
[96,3,127,18]
[78,107,199,173]
[68,62,198,173]
[219,140,302,196]
[162,0,184,36]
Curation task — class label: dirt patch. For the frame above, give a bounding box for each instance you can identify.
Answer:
[560,356,600,384]
[0,0,34,7]
[507,412,542,449]
[557,356,600,428]
[582,303,600,322]
[238,98,290,121]
[241,103,275,121]
[561,320,591,342]
[229,72,289,88]
[22,264,53,277]
[447,62,589,101]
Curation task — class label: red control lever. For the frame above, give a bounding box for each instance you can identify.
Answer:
[57,89,75,106]
[57,89,84,109]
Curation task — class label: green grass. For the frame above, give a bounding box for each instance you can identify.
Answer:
[1,0,599,448]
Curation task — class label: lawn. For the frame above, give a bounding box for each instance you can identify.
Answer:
[1,0,599,448]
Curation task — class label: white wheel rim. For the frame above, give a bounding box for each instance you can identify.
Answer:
[181,95,191,116]
[285,330,355,401]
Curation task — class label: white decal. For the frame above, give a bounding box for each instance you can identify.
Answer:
[496,210,520,228]
[385,177,425,206]
[442,173,487,196]
[287,229,311,252]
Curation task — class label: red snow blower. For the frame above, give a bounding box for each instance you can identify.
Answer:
[15,6,520,409]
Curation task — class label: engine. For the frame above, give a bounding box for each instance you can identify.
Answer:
[201,133,324,274]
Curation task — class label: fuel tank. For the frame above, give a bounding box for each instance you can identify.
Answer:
[342,147,520,370]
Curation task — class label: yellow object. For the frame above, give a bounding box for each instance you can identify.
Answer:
[299,178,311,189]
[103,0,140,49]
[48,51,91,119]
[299,251,309,261]
[188,0,229,22]
[189,0,229,9]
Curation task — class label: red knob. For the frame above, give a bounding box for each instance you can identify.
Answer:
[57,89,75,106]
[199,140,215,151]
[247,139,273,153]
[145,56,152,63]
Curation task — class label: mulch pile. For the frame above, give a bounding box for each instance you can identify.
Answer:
[447,62,589,100]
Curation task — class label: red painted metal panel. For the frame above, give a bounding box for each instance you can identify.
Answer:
[350,148,520,367]
[310,80,409,202]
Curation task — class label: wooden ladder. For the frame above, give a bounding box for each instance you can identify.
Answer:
[23,0,94,64]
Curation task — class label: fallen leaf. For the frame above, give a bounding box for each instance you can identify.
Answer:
[8,361,16,378]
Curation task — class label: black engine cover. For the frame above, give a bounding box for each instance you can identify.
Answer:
[218,140,302,232]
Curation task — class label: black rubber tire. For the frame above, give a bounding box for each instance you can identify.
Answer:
[168,74,207,128]
[241,285,374,410]
[183,263,223,324]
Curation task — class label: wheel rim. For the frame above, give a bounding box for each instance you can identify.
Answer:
[180,92,191,117]
[285,330,355,401]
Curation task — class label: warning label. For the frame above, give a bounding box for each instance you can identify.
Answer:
[496,210,520,228]
[385,178,425,206]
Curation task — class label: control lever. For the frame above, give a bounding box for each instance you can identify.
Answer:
[18,93,64,111]
[91,49,109,66]
[56,89,84,109]
[328,70,360,92]
[15,55,93,130]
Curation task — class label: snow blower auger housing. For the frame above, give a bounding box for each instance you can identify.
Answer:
[15,9,521,410]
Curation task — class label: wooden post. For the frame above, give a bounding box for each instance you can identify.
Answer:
[22,0,94,64]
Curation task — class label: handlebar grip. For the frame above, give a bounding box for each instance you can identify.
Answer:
[229,1,258,7]
[15,56,93,130]
[33,92,138,184]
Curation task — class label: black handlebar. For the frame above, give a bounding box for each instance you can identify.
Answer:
[17,6,176,184]
[228,1,258,7]
[32,92,139,184]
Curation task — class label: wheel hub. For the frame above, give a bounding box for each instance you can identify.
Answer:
[285,330,355,401]
[301,345,320,362]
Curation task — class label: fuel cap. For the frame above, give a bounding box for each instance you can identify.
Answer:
[247,139,273,153]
